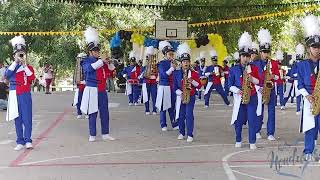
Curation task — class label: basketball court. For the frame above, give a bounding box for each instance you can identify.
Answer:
[0,91,319,180]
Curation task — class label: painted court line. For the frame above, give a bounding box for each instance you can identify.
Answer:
[232,169,270,180]
[20,142,280,166]
[10,108,70,167]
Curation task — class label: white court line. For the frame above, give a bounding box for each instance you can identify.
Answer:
[222,149,251,180]
[20,143,251,165]
[232,170,270,180]
[223,144,306,180]
[20,142,301,166]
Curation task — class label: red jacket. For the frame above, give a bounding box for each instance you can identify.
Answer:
[177,70,201,96]
[262,59,280,86]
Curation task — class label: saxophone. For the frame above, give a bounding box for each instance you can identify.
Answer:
[241,65,253,104]
[312,69,320,115]
[144,54,158,78]
[182,68,191,104]
[262,59,274,104]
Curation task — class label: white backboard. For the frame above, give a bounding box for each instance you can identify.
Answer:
[155,20,188,40]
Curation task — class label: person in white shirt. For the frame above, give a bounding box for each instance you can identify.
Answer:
[0,62,6,83]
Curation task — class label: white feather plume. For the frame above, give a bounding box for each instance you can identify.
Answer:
[289,58,295,65]
[238,32,252,49]
[145,46,155,56]
[84,26,99,44]
[257,28,272,45]
[275,50,284,61]
[200,51,206,59]
[233,52,239,60]
[295,43,305,55]
[252,42,259,50]
[302,15,320,37]
[177,42,191,56]
[129,51,136,59]
[77,52,87,58]
[159,41,171,53]
[210,48,217,57]
[10,35,25,47]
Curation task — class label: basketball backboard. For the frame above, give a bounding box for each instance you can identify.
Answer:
[155,20,188,40]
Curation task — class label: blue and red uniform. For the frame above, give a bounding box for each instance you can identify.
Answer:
[229,64,260,144]
[204,65,230,107]
[140,66,158,113]
[258,59,281,136]
[156,59,178,129]
[81,56,111,136]
[174,69,201,137]
[122,65,141,104]
[5,62,35,145]
[297,59,320,155]
[223,65,230,94]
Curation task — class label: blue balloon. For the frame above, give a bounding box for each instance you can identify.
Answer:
[110,32,122,48]
[170,41,180,51]
[144,38,152,47]
[152,39,159,49]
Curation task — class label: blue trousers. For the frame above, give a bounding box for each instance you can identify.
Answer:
[160,91,178,128]
[15,92,32,145]
[234,95,258,144]
[178,95,196,137]
[77,91,83,115]
[145,83,157,113]
[224,78,229,95]
[257,88,276,136]
[204,84,230,106]
[276,84,284,106]
[128,84,140,103]
[283,85,301,112]
[88,91,109,136]
[304,115,320,154]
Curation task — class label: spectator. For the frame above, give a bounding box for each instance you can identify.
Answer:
[0,80,8,110]
[0,62,5,83]
[106,60,116,92]
[44,63,53,94]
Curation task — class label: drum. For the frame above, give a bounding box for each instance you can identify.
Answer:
[200,77,208,86]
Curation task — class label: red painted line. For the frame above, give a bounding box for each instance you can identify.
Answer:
[14,160,269,168]
[10,108,70,167]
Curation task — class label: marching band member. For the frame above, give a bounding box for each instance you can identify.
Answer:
[174,43,201,142]
[298,15,320,161]
[204,48,230,108]
[122,51,141,106]
[156,41,179,131]
[256,29,280,141]
[5,36,35,150]
[274,50,286,110]
[222,57,230,95]
[140,46,158,115]
[229,32,260,149]
[80,27,115,142]
[73,53,86,119]
[284,44,304,114]
[198,52,207,100]
[250,42,259,63]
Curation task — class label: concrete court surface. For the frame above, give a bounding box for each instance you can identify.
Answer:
[0,91,319,180]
